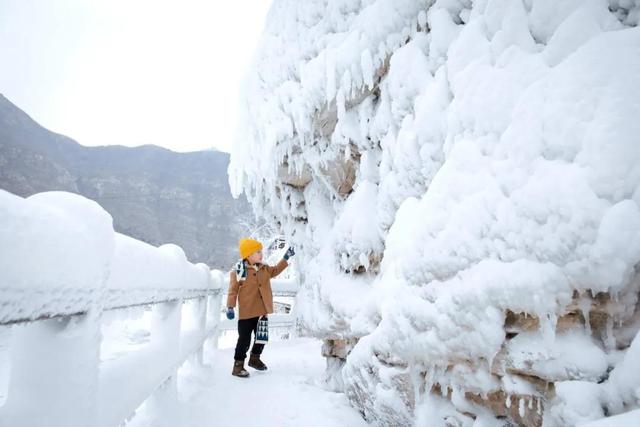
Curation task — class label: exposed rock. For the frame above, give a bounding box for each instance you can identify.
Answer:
[343,352,415,427]
[318,156,357,198]
[321,338,359,359]
[465,390,545,427]
[278,162,313,188]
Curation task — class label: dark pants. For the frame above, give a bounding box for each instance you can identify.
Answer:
[234,316,264,361]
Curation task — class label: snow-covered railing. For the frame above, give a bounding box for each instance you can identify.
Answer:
[0,190,224,427]
[0,286,220,326]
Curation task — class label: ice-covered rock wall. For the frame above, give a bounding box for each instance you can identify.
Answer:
[229,0,640,425]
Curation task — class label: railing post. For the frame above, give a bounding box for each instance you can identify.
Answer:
[209,294,222,338]
[145,300,181,425]
[151,299,182,355]
[0,312,101,427]
[187,297,208,366]
[198,297,209,365]
[146,374,179,427]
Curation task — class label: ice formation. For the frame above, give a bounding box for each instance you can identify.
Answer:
[229,0,640,425]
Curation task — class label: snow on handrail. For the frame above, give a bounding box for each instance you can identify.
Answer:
[0,190,222,325]
[0,190,225,426]
[0,287,222,326]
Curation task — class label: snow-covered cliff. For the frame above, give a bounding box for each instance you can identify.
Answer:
[229,1,640,425]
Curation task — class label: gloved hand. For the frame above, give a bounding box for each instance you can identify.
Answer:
[283,246,295,261]
[226,307,235,320]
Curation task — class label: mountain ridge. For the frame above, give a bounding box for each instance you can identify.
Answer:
[0,93,249,269]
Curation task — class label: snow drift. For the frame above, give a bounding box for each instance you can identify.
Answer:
[229,0,640,425]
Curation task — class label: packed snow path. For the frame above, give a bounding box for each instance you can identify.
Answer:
[130,338,368,427]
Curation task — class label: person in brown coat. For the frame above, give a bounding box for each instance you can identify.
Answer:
[226,237,294,377]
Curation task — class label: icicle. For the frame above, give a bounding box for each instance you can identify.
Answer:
[361,49,374,90]
[540,312,558,346]
[418,10,427,31]
[528,397,533,409]
[488,351,497,372]
[336,89,346,121]
[519,398,525,417]
[537,397,542,414]
[409,365,423,405]
[605,315,615,351]
[611,289,619,303]
[578,295,592,336]
[505,394,511,408]
[326,54,336,105]
[424,368,436,395]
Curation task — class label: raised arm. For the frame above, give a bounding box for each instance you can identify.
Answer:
[267,258,289,278]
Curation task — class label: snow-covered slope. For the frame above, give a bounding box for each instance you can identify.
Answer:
[229,1,640,425]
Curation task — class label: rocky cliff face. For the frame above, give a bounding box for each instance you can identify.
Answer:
[0,94,250,269]
[230,0,640,425]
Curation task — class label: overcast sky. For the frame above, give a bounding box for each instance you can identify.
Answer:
[0,0,272,153]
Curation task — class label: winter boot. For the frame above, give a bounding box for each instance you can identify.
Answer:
[232,360,250,377]
[248,353,267,371]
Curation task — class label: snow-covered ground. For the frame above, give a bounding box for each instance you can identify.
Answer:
[128,338,368,427]
[579,409,640,427]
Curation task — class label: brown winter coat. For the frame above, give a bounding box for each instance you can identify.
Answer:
[226,259,288,320]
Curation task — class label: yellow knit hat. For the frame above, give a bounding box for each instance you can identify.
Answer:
[239,238,263,259]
